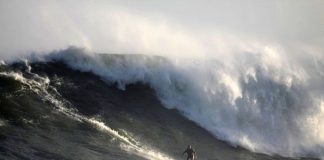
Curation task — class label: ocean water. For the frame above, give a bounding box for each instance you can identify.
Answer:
[0,47,323,160]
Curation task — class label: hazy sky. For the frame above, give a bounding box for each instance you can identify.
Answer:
[0,0,323,59]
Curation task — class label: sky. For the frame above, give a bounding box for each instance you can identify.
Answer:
[0,0,323,59]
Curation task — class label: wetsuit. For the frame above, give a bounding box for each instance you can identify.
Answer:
[183,148,195,160]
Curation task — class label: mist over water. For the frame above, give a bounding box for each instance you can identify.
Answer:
[1,0,324,159]
[1,0,323,58]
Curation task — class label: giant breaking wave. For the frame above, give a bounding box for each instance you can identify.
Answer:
[24,47,324,158]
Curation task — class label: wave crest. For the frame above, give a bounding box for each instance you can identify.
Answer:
[29,47,324,158]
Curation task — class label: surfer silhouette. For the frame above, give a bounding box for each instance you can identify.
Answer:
[182,145,196,160]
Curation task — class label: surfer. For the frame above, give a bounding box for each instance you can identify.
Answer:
[182,145,196,160]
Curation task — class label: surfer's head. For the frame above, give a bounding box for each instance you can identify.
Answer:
[188,145,192,149]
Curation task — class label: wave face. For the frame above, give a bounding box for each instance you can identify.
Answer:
[0,59,180,160]
[2,53,296,160]
[39,47,324,159]
[1,47,323,160]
